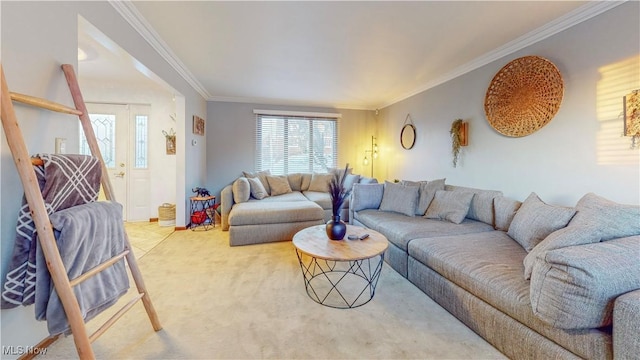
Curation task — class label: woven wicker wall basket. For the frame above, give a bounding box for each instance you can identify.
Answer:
[484,56,564,137]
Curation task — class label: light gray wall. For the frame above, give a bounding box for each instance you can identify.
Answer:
[377,2,639,206]
[206,101,374,197]
[1,1,206,353]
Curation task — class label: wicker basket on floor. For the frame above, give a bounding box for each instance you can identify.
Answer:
[158,203,176,227]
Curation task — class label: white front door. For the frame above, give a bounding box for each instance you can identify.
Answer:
[126,105,151,221]
[81,103,150,221]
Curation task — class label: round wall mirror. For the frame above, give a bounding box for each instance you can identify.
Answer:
[400,123,416,149]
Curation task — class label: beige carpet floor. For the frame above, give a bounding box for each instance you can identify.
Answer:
[41,226,506,359]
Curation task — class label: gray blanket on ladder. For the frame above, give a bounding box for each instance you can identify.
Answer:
[1,154,101,308]
[1,154,129,335]
[36,201,130,335]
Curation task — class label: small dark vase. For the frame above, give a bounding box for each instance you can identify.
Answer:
[326,215,347,240]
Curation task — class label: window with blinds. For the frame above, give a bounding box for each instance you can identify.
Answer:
[255,112,339,175]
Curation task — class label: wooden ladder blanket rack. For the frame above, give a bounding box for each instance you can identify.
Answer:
[1,64,162,359]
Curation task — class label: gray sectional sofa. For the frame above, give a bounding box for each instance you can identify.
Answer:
[350,180,640,360]
[220,170,376,246]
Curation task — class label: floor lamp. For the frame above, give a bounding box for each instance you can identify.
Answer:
[363,136,378,177]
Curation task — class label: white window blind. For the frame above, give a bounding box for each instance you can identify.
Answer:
[255,112,339,175]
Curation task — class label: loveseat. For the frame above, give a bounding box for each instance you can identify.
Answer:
[221,170,376,246]
[350,180,640,359]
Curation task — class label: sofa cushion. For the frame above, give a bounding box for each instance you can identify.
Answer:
[247,177,269,200]
[303,191,332,210]
[229,201,324,226]
[267,175,292,196]
[523,193,640,278]
[494,196,522,231]
[507,193,576,252]
[255,192,308,202]
[232,177,250,203]
[351,184,384,211]
[614,290,640,359]
[308,173,333,192]
[529,235,640,329]
[358,176,378,185]
[287,173,304,191]
[409,231,530,312]
[243,170,271,195]
[354,209,493,251]
[424,190,473,224]
[379,181,419,217]
[445,185,502,225]
[403,179,446,216]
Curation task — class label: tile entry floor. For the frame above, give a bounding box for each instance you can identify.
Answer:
[125,221,174,259]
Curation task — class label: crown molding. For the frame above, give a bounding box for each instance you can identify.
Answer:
[111,0,624,110]
[379,1,626,109]
[208,95,373,111]
[109,0,212,100]
[253,109,342,118]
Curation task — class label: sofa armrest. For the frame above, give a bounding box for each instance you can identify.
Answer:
[349,183,384,224]
[220,185,234,231]
[530,235,640,330]
[614,289,640,359]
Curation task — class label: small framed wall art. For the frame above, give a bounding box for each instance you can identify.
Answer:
[193,115,205,136]
[624,90,639,148]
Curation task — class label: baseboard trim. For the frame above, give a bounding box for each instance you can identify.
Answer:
[149,217,158,222]
[174,226,187,231]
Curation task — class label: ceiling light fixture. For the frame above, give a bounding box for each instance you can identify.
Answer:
[77,48,88,61]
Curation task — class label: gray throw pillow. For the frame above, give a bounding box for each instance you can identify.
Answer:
[343,174,361,192]
[232,177,250,203]
[300,173,312,191]
[267,175,292,196]
[243,170,271,195]
[287,173,304,191]
[424,190,474,224]
[379,181,419,217]
[507,192,576,252]
[523,192,640,279]
[308,173,333,192]
[247,177,269,200]
[446,186,502,225]
[352,183,384,211]
[571,192,640,241]
[418,179,445,215]
[329,167,353,178]
[494,196,522,231]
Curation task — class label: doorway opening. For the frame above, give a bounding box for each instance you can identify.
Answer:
[78,16,183,224]
[81,103,151,221]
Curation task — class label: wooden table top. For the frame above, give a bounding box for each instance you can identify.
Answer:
[190,196,215,201]
[293,225,388,261]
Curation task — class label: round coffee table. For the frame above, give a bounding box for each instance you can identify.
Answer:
[292,224,388,309]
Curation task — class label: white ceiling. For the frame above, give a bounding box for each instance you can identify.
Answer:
[91,1,621,110]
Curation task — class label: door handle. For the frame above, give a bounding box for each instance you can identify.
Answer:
[114,171,125,178]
